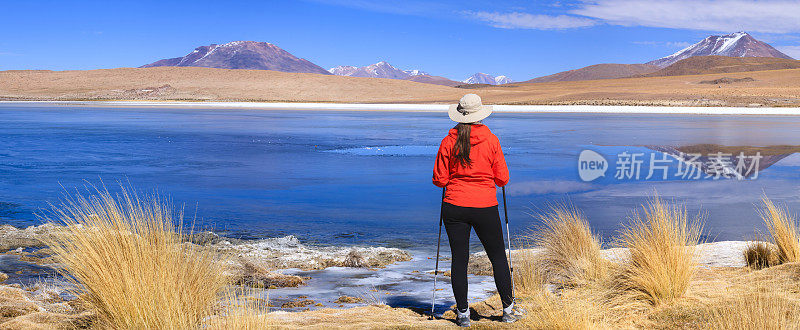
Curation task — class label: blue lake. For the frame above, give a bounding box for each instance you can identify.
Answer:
[2,104,800,251]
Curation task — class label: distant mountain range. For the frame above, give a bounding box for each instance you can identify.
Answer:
[328,61,461,86]
[329,61,426,79]
[142,42,509,87]
[141,41,330,75]
[327,62,516,86]
[141,32,795,87]
[462,73,513,85]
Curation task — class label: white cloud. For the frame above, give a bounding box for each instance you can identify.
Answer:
[465,1,800,33]
[776,45,800,59]
[572,0,800,34]
[467,11,597,30]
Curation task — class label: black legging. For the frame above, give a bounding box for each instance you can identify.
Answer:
[442,202,513,311]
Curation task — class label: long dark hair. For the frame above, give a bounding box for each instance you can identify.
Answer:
[452,123,472,167]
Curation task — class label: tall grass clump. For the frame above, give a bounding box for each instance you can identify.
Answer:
[521,291,599,330]
[512,243,601,329]
[533,204,608,287]
[208,289,273,330]
[613,197,702,306]
[743,241,778,270]
[758,197,800,264]
[512,245,545,295]
[44,187,228,329]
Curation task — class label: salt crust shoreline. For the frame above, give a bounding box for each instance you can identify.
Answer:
[469,240,753,274]
[0,223,756,272]
[2,101,800,115]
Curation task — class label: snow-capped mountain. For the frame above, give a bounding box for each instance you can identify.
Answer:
[462,73,513,85]
[328,65,359,76]
[403,69,429,76]
[647,32,794,68]
[463,73,494,84]
[328,62,459,86]
[328,61,425,79]
[493,75,513,85]
[140,41,331,74]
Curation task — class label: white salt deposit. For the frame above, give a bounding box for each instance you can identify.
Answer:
[263,250,496,313]
[5,101,800,116]
[217,235,412,270]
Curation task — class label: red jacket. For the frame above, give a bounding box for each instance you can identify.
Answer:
[432,124,509,208]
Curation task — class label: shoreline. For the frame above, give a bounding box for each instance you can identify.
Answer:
[2,100,800,115]
[0,222,755,311]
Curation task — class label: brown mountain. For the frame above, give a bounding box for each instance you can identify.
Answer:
[141,41,331,75]
[524,63,660,83]
[643,56,800,77]
[647,32,793,68]
[402,75,462,87]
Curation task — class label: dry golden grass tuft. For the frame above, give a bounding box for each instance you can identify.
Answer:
[517,291,599,330]
[744,241,779,270]
[508,205,610,329]
[707,290,800,330]
[44,187,228,329]
[612,197,702,306]
[512,246,545,296]
[207,289,273,330]
[759,197,800,264]
[532,204,608,287]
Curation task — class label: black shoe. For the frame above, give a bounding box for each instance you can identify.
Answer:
[455,308,471,327]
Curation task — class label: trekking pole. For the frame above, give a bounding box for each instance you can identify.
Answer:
[502,186,516,301]
[430,187,445,319]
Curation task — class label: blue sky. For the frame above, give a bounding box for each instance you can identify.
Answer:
[1,0,799,81]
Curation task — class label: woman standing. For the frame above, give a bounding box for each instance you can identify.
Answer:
[432,94,524,327]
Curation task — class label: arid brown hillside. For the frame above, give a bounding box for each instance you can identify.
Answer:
[475,68,800,107]
[3,66,800,107]
[403,74,462,87]
[644,56,800,77]
[0,67,461,103]
[525,63,660,83]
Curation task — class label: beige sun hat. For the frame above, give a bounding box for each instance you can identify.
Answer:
[448,94,493,123]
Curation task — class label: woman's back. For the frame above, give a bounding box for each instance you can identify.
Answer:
[431,94,521,326]
[432,124,509,208]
